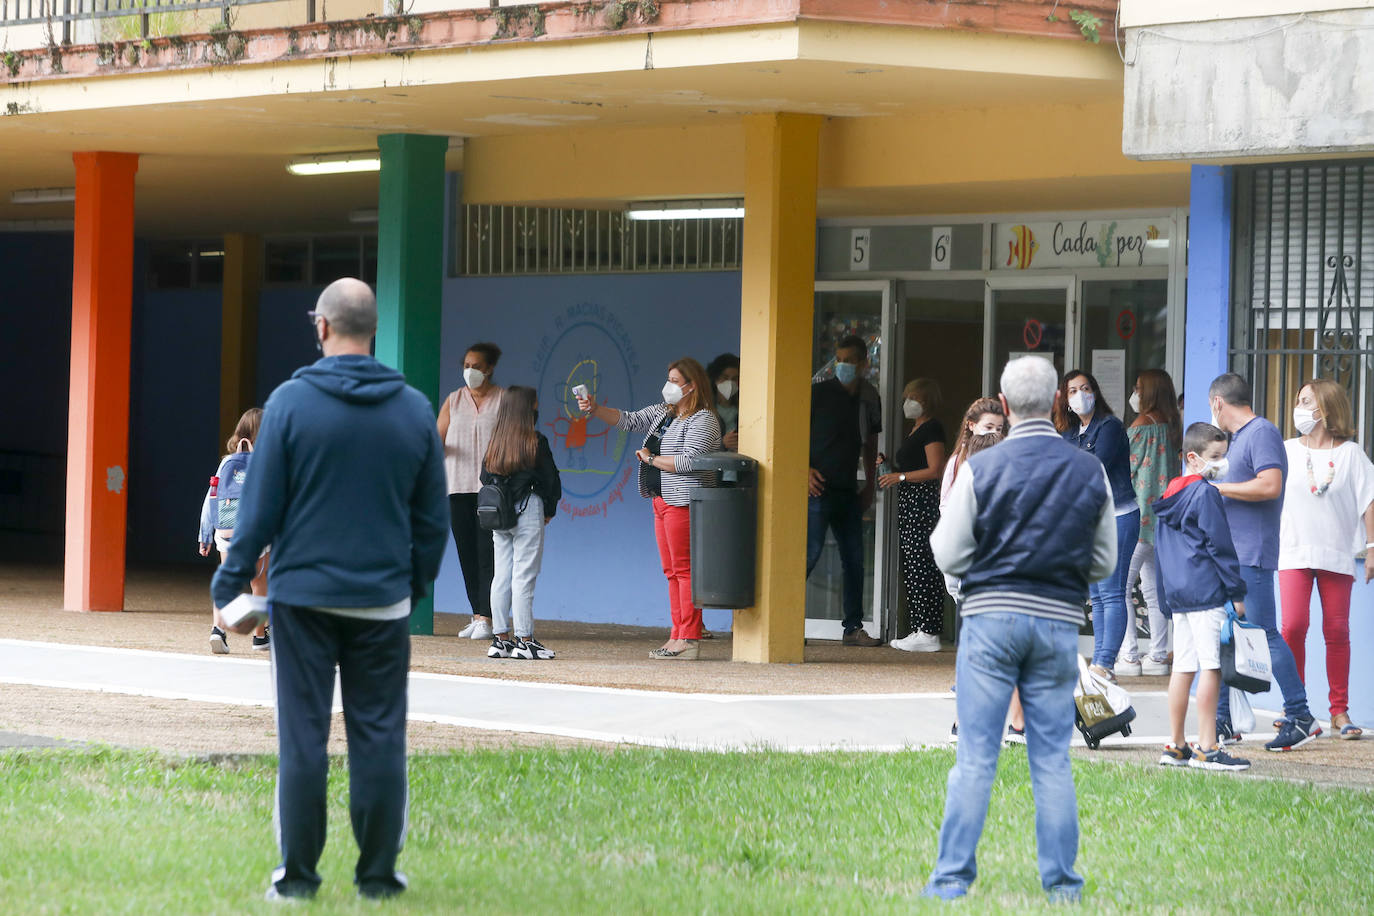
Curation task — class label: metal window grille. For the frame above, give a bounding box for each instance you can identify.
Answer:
[1231,161,1374,455]
[459,206,742,276]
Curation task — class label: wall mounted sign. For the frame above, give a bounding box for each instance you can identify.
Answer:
[930,226,952,270]
[1116,308,1137,340]
[994,219,1170,270]
[849,229,871,271]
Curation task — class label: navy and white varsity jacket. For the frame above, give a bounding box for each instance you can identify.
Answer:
[930,417,1118,625]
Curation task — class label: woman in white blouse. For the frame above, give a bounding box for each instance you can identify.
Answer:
[578,357,721,660]
[437,342,505,640]
[1278,379,1374,739]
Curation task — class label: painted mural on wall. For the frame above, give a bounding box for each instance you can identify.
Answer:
[532,301,639,521]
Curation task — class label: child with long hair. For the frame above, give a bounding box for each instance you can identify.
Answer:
[480,385,563,660]
[199,408,269,654]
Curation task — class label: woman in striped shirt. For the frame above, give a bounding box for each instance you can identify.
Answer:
[578,357,722,660]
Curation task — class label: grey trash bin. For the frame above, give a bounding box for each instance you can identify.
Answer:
[689,452,758,609]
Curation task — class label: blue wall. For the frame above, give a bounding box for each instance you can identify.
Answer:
[435,272,742,631]
[257,287,326,405]
[1184,164,1233,425]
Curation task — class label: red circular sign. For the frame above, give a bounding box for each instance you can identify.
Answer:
[1117,309,1137,340]
[1023,319,1044,350]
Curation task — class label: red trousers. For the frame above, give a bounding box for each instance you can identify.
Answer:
[653,497,702,640]
[1278,568,1353,717]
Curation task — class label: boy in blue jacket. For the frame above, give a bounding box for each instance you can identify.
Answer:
[1153,422,1251,772]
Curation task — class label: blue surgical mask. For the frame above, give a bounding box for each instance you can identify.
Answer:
[834,362,857,385]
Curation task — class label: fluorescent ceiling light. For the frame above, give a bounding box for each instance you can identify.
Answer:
[349,208,379,224]
[0,218,74,232]
[198,250,225,258]
[286,154,381,176]
[10,187,76,204]
[627,199,744,221]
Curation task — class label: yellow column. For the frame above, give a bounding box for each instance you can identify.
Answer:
[733,113,821,664]
[219,234,262,446]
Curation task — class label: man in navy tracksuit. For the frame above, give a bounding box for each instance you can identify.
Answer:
[925,356,1117,903]
[213,278,448,902]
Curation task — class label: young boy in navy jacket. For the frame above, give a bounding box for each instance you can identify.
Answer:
[1153,422,1251,772]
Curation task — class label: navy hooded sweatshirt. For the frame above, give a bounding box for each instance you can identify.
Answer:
[1152,475,1247,616]
[211,355,449,611]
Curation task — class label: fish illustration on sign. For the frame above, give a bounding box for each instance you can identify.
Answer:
[1006,225,1038,269]
[1145,224,1160,241]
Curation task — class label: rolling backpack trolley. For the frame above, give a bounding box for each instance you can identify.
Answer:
[1072,654,1136,749]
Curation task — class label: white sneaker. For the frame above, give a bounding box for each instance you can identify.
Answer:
[1114,656,1143,677]
[891,631,941,653]
[458,618,493,640]
[1141,655,1171,676]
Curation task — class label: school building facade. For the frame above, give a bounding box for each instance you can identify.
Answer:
[1,0,1366,719]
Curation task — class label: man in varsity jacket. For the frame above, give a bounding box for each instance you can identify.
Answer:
[922,355,1117,904]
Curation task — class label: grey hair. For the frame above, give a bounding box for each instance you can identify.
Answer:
[1208,372,1252,408]
[1000,356,1058,418]
[315,278,377,339]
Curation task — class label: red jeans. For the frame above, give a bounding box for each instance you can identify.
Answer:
[653,497,701,640]
[1278,568,1353,716]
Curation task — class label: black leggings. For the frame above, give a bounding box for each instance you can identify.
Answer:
[449,493,494,617]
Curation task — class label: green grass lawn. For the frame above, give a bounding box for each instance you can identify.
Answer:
[0,746,1370,914]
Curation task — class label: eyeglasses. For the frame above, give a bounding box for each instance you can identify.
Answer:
[306,310,327,327]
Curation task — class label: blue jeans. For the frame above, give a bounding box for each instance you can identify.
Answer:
[927,612,1083,898]
[1089,509,1140,668]
[1217,566,1310,721]
[806,489,866,633]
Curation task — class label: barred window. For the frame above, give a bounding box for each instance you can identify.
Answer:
[458,206,742,276]
[1232,161,1374,454]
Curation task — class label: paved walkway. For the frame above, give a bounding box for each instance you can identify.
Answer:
[0,638,1277,753]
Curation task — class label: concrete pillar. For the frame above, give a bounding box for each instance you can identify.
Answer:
[219,233,262,446]
[733,113,822,664]
[1184,164,1233,426]
[64,151,139,612]
[374,133,447,635]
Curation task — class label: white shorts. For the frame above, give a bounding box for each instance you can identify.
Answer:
[214,533,270,561]
[1172,607,1227,672]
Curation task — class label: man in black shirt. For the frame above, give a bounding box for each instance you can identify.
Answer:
[807,335,883,646]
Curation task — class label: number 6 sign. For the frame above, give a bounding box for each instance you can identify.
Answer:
[931,226,951,271]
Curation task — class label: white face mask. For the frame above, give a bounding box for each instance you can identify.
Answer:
[1128,391,1141,414]
[663,381,686,405]
[1195,455,1229,480]
[1068,391,1095,417]
[463,367,486,389]
[903,399,924,420]
[1293,407,1318,436]
[1210,398,1223,430]
[717,380,738,402]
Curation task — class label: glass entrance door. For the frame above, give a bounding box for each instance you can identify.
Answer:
[984,277,1076,391]
[806,281,893,641]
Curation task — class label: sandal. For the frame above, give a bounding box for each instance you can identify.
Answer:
[1332,713,1363,740]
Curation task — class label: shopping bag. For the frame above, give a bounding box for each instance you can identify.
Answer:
[1220,606,1272,693]
[1229,687,1256,734]
[1073,655,1135,748]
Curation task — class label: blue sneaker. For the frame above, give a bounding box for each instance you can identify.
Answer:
[1047,885,1082,904]
[1266,715,1322,752]
[922,881,969,901]
[1216,717,1243,746]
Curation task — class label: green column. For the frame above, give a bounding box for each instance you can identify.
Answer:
[374,132,448,636]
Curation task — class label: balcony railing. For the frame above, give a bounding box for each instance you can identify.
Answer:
[0,0,318,41]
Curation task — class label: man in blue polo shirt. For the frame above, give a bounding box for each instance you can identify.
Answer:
[1208,372,1320,751]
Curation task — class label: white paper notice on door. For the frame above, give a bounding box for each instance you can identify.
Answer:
[1091,350,1127,415]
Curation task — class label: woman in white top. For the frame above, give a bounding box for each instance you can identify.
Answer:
[1278,378,1374,739]
[436,342,505,640]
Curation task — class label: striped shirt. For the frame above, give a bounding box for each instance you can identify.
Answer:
[617,404,722,507]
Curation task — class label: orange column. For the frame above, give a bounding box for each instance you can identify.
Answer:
[64,151,139,612]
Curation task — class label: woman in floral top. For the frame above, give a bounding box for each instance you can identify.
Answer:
[1115,369,1182,677]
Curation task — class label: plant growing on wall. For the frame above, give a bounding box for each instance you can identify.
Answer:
[1045,2,1103,44]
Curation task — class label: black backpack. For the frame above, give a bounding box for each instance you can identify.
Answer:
[476,477,517,531]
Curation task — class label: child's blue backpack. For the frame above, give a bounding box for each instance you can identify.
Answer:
[211,448,252,531]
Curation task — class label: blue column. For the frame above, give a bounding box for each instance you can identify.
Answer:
[1183,164,1234,427]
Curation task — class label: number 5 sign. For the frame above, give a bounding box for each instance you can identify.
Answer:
[930,227,952,271]
[850,229,871,271]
